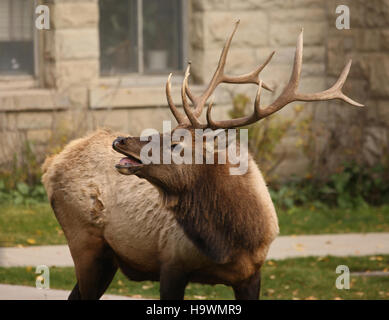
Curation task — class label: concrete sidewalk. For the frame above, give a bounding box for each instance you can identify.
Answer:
[0,284,133,300]
[1,232,389,267]
[0,232,389,300]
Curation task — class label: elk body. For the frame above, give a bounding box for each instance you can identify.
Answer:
[42,22,362,300]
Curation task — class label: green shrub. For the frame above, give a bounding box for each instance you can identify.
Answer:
[270,161,389,210]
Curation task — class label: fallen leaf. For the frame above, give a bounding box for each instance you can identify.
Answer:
[267,289,275,295]
[26,238,36,245]
[194,295,206,300]
[142,284,153,290]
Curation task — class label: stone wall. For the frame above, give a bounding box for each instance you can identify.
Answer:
[317,0,389,172]
[190,0,329,177]
[0,0,387,180]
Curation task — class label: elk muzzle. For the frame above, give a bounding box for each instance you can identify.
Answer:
[113,136,145,175]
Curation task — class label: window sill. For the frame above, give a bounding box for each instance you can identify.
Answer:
[91,75,205,109]
[97,73,185,88]
[0,89,69,112]
[0,75,37,91]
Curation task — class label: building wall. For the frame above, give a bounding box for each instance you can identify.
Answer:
[0,0,387,179]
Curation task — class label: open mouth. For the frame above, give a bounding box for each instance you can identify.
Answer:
[112,140,144,174]
[115,154,143,169]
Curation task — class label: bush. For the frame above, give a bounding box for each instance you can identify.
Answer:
[270,161,389,210]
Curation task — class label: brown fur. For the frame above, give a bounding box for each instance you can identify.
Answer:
[42,128,279,299]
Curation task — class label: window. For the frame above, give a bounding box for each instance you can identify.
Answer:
[0,0,34,75]
[99,0,185,76]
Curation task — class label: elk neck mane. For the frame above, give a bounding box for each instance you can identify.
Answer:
[159,159,269,264]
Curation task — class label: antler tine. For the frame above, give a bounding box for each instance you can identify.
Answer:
[189,20,240,118]
[295,59,364,107]
[166,73,188,125]
[222,51,275,91]
[186,20,273,120]
[207,29,364,129]
[181,65,205,128]
[207,80,264,129]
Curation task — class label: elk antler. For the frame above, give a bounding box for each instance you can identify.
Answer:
[166,20,274,127]
[166,22,364,128]
[206,29,364,129]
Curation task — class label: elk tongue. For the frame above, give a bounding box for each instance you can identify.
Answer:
[119,157,140,166]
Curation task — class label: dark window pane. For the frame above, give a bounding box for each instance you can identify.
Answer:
[0,0,34,75]
[0,41,34,74]
[143,0,182,73]
[99,0,138,75]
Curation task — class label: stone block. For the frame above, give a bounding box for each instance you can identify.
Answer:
[378,99,389,122]
[27,130,52,144]
[55,29,99,60]
[369,55,389,97]
[269,22,326,46]
[192,0,230,11]
[230,0,323,10]
[91,109,130,132]
[190,12,205,50]
[270,8,326,22]
[381,29,389,51]
[17,112,53,130]
[51,2,98,29]
[204,11,268,49]
[54,60,99,88]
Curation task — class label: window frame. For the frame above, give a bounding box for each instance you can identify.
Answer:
[0,0,40,87]
[99,0,188,80]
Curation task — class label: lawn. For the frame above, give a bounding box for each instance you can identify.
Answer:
[0,255,388,300]
[0,203,65,247]
[1,202,389,247]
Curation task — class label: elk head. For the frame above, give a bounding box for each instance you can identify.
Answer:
[113,20,363,193]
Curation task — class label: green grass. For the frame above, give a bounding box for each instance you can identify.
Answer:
[0,202,65,247]
[278,205,389,235]
[1,202,389,247]
[0,255,388,300]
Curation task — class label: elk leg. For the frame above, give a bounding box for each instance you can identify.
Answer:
[68,282,81,299]
[159,266,188,300]
[232,269,261,300]
[68,236,117,300]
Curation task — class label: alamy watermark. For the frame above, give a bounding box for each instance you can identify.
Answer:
[138,121,249,176]
[336,5,350,30]
[35,265,50,289]
[35,5,50,30]
[335,265,350,290]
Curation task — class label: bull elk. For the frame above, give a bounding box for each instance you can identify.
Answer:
[42,21,363,300]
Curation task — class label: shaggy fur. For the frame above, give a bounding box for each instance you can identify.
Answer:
[42,128,279,299]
